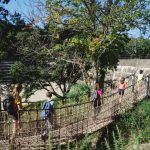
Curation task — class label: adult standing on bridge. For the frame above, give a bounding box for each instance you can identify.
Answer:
[91,82,102,122]
[11,83,23,142]
[137,70,144,94]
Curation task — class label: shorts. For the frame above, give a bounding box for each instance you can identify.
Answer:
[9,111,19,121]
[93,98,101,107]
[119,89,124,95]
[93,106,101,117]
[137,80,143,86]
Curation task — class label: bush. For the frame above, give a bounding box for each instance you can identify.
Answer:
[67,83,90,102]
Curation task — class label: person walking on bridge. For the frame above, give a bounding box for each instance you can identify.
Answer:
[91,82,102,122]
[137,70,144,95]
[10,83,23,142]
[118,77,126,103]
[41,91,56,141]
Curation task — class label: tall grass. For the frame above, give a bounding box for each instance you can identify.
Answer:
[103,99,150,150]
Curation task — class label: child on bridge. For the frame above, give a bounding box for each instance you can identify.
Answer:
[41,91,55,141]
[118,77,126,103]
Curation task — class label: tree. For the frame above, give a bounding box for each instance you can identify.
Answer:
[0,0,26,61]
[123,37,150,57]
[10,0,150,100]
[0,0,10,3]
[15,27,91,99]
[44,0,150,86]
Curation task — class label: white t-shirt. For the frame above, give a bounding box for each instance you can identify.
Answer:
[137,74,143,82]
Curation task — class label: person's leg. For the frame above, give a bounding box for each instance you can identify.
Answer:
[97,105,101,115]
[11,112,19,134]
[137,82,142,97]
[138,82,140,92]
[119,89,122,103]
[41,119,49,141]
[10,118,17,143]
[17,112,21,130]
[119,89,124,112]
[42,119,48,135]
[93,105,99,122]
[43,118,52,135]
[12,120,16,134]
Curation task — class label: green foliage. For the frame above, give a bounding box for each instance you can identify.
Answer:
[67,83,90,99]
[15,27,92,99]
[1,0,150,100]
[0,1,25,61]
[78,134,94,150]
[0,21,17,60]
[123,37,150,56]
[9,61,24,82]
[0,51,7,60]
[103,99,150,150]
[45,0,150,85]
[119,99,150,140]
[23,100,43,110]
[58,133,99,150]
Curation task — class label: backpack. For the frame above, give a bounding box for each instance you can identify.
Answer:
[91,90,102,107]
[3,94,15,114]
[41,101,54,119]
[91,90,98,102]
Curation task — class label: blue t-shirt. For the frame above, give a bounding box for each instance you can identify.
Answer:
[41,100,54,119]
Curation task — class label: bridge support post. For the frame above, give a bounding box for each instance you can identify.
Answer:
[146,75,150,98]
[132,74,137,104]
[132,74,136,93]
[0,97,2,112]
[0,86,2,111]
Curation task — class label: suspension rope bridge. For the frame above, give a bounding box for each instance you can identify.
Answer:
[0,74,149,150]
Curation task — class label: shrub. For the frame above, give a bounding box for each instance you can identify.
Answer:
[67,83,90,102]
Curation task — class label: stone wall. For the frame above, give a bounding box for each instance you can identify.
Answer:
[107,59,150,80]
[119,59,150,68]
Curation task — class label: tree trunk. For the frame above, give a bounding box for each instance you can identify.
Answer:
[99,68,106,90]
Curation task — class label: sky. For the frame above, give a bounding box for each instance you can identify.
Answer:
[4,0,46,27]
[4,0,148,38]
[5,0,32,17]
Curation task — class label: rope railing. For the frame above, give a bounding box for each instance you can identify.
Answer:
[0,74,135,109]
[0,75,149,149]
